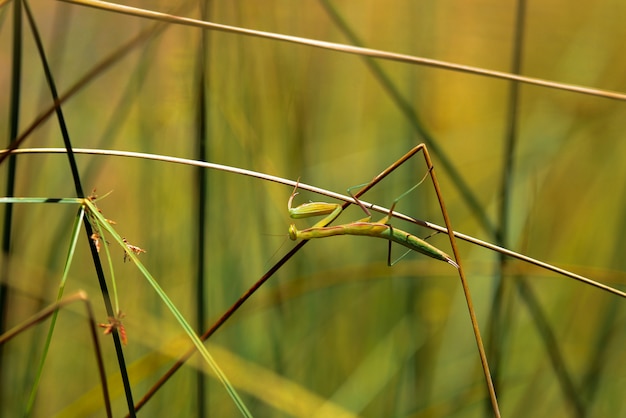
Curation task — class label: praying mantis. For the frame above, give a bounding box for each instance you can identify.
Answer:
[287,178,459,268]
[285,143,501,417]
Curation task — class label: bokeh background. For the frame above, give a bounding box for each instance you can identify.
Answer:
[1,0,626,416]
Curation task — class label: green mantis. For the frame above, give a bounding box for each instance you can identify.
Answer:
[288,179,459,268]
[286,147,499,417]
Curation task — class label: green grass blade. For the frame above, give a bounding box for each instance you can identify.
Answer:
[0,197,83,204]
[82,199,253,417]
[25,207,85,415]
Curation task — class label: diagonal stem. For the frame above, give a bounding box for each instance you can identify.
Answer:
[419,144,501,417]
[130,145,428,413]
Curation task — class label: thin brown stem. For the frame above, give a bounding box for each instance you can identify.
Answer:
[4,147,624,299]
[419,144,501,417]
[131,146,425,413]
[61,0,626,102]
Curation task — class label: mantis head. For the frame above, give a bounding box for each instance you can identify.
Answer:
[288,224,298,241]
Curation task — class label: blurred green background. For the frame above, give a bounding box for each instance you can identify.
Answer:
[1,0,626,416]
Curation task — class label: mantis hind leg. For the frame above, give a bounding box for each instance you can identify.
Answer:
[361,166,435,266]
[390,167,446,265]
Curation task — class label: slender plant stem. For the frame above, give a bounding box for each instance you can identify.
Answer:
[489,0,528,408]
[130,145,429,413]
[22,1,136,413]
[194,0,211,414]
[3,147,623,300]
[415,145,501,416]
[60,0,626,102]
[0,0,22,369]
